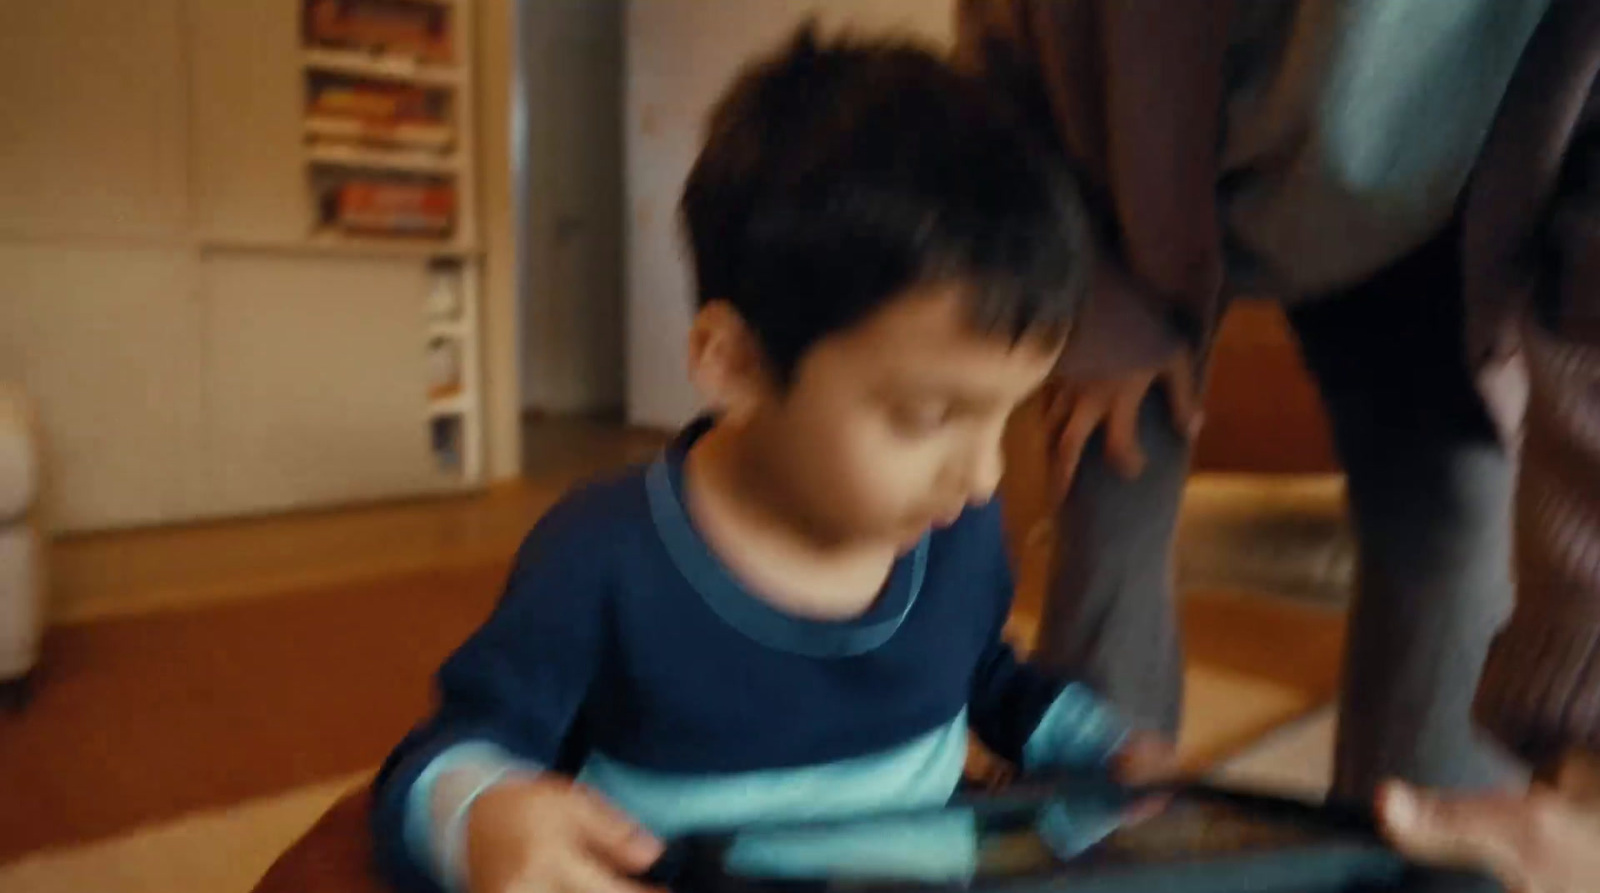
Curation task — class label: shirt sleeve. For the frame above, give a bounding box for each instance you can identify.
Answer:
[405,742,542,893]
[370,492,614,893]
[1474,323,1600,765]
[969,636,1128,771]
[964,503,1128,769]
[1467,0,1600,766]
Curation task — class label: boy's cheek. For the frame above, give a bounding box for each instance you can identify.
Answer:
[778,429,913,537]
[830,419,937,501]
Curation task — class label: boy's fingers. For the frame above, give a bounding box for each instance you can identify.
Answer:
[1122,793,1173,826]
[1114,734,1180,786]
[560,855,662,893]
[587,829,664,876]
[574,794,663,872]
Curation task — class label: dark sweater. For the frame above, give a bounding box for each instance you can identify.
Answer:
[369,423,1125,892]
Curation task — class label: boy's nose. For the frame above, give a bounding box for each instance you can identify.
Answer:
[962,436,1005,505]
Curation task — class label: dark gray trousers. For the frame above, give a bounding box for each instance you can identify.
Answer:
[1036,228,1524,801]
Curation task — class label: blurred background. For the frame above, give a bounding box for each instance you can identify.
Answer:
[0,1,1351,891]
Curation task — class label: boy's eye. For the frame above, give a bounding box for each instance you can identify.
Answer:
[888,402,953,437]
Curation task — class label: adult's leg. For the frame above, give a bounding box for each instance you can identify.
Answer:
[1035,392,1190,738]
[1287,230,1523,801]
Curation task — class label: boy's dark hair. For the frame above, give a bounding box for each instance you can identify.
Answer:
[681,25,1086,384]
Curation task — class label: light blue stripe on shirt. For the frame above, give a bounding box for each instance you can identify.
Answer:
[578,709,973,882]
[577,709,970,838]
[409,684,1127,885]
[1022,682,1129,773]
[406,741,544,892]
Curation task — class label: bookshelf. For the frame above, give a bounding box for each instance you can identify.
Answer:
[305,142,463,176]
[2,0,506,531]
[300,0,484,488]
[301,46,463,86]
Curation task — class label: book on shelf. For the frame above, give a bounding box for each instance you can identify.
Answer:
[305,73,454,146]
[306,0,453,64]
[317,178,456,238]
[306,117,454,151]
[427,335,462,399]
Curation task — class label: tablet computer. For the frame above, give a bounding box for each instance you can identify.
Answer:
[645,777,1476,893]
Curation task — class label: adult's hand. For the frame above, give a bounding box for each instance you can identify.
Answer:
[1043,348,1203,496]
[1378,781,1600,893]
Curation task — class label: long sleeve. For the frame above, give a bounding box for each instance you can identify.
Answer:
[1469,0,1600,766]
[1475,326,1600,764]
[370,495,612,893]
[969,637,1127,771]
[966,506,1126,769]
[954,0,1230,377]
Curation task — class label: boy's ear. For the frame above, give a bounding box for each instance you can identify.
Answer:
[688,301,772,419]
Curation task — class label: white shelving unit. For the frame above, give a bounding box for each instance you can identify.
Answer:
[301,0,484,489]
[305,115,454,151]
[427,317,470,339]
[302,230,479,258]
[0,0,503,531]
[306,142,462,175]
[302,47,462,86]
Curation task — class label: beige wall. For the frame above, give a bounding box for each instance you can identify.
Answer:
[2,0,521,528]
[623,0,956,427]
[475,0,524,482]
[516,0,626,416]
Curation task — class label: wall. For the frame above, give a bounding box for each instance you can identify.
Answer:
[1,0,518,528]
[623,0,955,428]
[476,0,523,481]
[517,0,626,415]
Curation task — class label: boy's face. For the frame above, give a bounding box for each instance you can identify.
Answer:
[698,283,1064,549]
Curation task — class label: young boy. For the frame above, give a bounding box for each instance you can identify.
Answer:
[371,27,1162,893]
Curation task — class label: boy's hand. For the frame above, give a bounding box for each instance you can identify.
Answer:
[465,775,663,893]
[1111,733,1180,787]
[1107,734,1179,831]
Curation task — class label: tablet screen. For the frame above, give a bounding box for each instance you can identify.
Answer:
[715,789,1372,886]
[980,795,1339,878]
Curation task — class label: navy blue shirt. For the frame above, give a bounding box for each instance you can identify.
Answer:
[371,422,1125,892]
